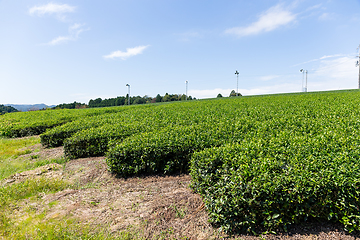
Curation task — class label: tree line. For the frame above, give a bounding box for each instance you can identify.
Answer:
[88,93,195,108]
[52,90,242,110]
[0,105,18,115]
[52,93,195,109]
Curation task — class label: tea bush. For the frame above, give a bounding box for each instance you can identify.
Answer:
[190,128,360,233]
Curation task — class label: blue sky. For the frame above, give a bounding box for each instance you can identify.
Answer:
[1,0,360,105]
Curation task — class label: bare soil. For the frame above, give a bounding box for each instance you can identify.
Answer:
[3,146,360,239]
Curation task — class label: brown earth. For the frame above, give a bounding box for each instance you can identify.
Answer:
[3,145,360,239]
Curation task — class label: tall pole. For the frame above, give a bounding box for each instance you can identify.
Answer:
[185,80,188,100]
[235,70,239,96]
[300,69,307,92]
[305,70,308,92]
[126,84,130,105]
[300,69,304,92]
[358,44,360,89]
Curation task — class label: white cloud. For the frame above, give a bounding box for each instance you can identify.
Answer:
[312,57,357,89]
[318,12,335,21]
[48,36,72,45]
[29,3,76,17]
[103,45,150,60]
[191,57,358,99]
[47,23,89,45]
[189,83,301,99]
[292,54,346,67]
[189,88,233,98]
[225,4,296,37]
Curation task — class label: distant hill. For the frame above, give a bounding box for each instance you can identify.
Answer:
[5,104,56,112]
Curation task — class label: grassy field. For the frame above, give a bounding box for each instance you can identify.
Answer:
[0,137,139,239]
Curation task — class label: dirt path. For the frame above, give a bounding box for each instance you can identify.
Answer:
[3,146,360,239]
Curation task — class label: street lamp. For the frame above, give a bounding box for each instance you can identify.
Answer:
[300,69,308,92]
[126,84,130,105]
[185,80,188,100]
[235,70,239,96]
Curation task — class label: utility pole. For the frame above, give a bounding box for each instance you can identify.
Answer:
[300,69,304,91]
[235,70,239,96]
[305,70,308,92]
[357,44,360,89]
[185,80,188,100]
[126,84,130,105]
[300,69,308,92]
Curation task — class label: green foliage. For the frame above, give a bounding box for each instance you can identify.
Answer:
[40,110,129,148]
[3,89,360,233]
[155,94,162,102]
[190,134,360,233]
[63,122,149,159]
[229,90,241,97]
[88,93,193,108]
[0,177,69,208]
[53,101,87,109]
[0,105,18,115]
[0,106,122,138]
[106,120,254,177]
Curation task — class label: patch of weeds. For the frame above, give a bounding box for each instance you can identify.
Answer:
[15,149,32,157]
[156,227,176,240]
[0,177,70,209]
[48,200,59,208]
[73,181,101,190]
[0,136,69,180]
[30,154,39,160]
[90,201,100,206]
[170,205,186,219]
[0,136,39,160]
[0,177,71,238]
[1,214,134,240]
[131,202,140,211]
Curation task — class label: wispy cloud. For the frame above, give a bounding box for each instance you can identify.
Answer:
[259,75,280,81]
[225,4,296,37]
[103,45,150,60]
[48,36,72,45]
[292,54,347,67]
[29,3,87,45]
[175,31,202,42]
[47,23,89,45]
[313,57,357,81]
[29,3,76,20]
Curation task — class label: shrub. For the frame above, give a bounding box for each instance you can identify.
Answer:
[106,120,255,177]
[190,129,360,233]
[63,122,151,159]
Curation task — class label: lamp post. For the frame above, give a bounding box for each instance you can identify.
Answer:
[126,84,130,105]
[185,80,188,100]
[300,69,304,92]
[235,70,239,96]
[300,69,308,92]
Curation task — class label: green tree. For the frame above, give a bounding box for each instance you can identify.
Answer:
[133,97,146,105]
[217,93,223,98]
[229,90,237,97]
[162,93,171,102]
[155,94,162,102]
[0,105,18,115]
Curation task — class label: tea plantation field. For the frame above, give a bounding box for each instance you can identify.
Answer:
[2,89,360,233]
